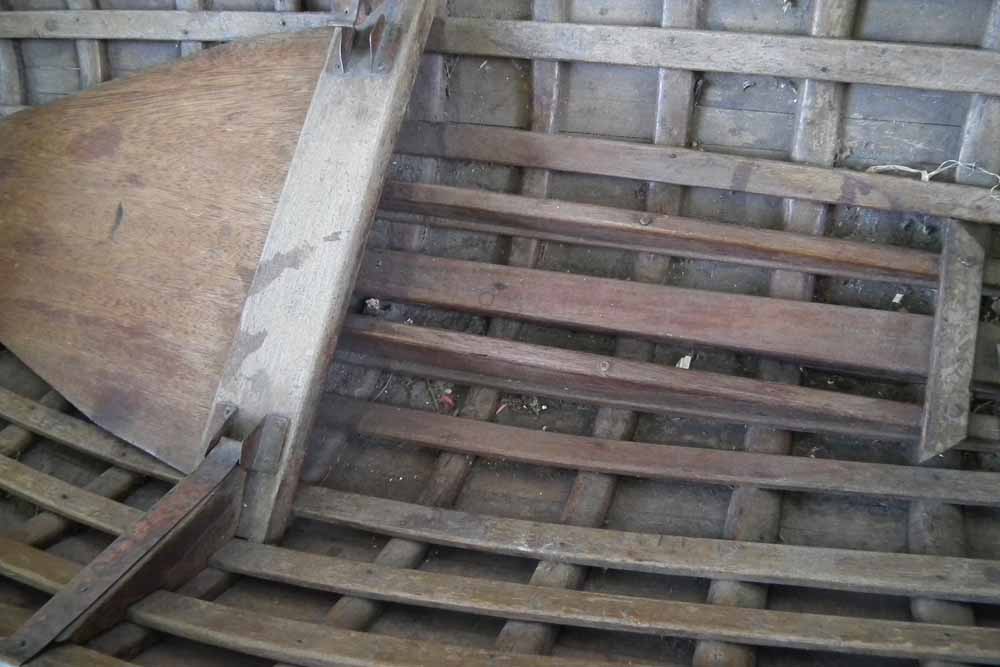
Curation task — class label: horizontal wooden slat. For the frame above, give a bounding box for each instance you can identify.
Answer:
[380,181,943,287]
[129,591,638,667]
[396,121,1000,225]
[358,248,932,377]
[29,645,138,667]
[428,18,1000,96]
[323,398,999,506]
[295,488,1000,603]
[339,316,922,441]
[0,11,345,41]
[0,454,141,535]
[212,540,1000,663]
[0,537,79,594]
[0,387,182,483]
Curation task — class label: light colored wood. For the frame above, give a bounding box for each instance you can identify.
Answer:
[210,540,1000,663]
[175,0,206,56]
[0,454,141,535]
[0,537,79,594]
[0,32,332,473]
[219,0,438,543]
[0,390,69,458]
[66,0,109,90]
[426,17,1000,96]
[294,487,1000,604]
[396,121,1000,225]
[0,388,180,482]
[0,11,345,41]
[128,591,638,667]
[0,104,26,117]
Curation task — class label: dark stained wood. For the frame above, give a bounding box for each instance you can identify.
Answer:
[294,487,1000,604]
[323,398,997,506]
[210,540,1000,663]
[0,537,79,594]
[396,121,1000,225]
[0,603,136,666]
[356,248,932,377]
[379,181,942,287]
[338,317,922,441]
[0,30,332,472]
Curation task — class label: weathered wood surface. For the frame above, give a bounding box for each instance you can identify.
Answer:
[0,31,332,472]
[1,602,136,666]
[339,317,921,440]
[397,121,1000,225]
[211,540,1000,663]
[0,390,68,458]
[380,181,942,286]
[0,537,79,594]
[215,0,438,544]
[0,11,344,41]
[129,591,636,667]
[66,0,109,90]
[324,398,997,506]
[426,18,1000,96]
[294,487,1000,603]
[357,248,931,377]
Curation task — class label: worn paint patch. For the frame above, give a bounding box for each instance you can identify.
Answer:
[249,243,313,296]
[68,125,123,161]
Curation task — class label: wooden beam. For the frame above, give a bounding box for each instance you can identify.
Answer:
[426,18,1000,96]
[210,0,438,544]
[209,540,1000,663]
[380,181,942,287]
[396,121,1000,225]
[0,11,346,41]
[128,591,635,667]
[0,538,79,595]
[0,390,68,458]
[0,388,181,483]
[322,398,997,506]
[66,0,109,89]
[294,488,1000,604]
[175,0,206,56]
[357,249,932,377]
[0,455,141,535]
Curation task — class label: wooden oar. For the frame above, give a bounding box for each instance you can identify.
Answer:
[0,29,331,472]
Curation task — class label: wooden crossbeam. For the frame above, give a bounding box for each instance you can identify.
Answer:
[0,538,79,594]
[210,540,1000,663]
[396,121,1000,225]
[294,488,1000,604]
[322,398,997,506]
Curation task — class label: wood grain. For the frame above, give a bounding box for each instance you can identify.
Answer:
[0,537,79,594]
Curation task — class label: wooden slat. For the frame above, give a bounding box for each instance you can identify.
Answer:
[175,0,206,56]
[323,398,998,506]
[29,645,138,667]
[0,390,68,457]
[294,488,1000,604]
[128,591,636,667]
[0,11,346,40]
[380,181,942,286]
[66,0,109,89]
[0,455,141,535]
[0,387,181,483]
[0,5,25,109]
[339,317,922,441]
[357,248,932,377]
[210,540,1000,663]
[0,537,79,594]
[396,121,1000,225]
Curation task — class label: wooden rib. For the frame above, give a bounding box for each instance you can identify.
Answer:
[66,0,109,89]
[694,4,857,666]
[129,591,638,667]
[294,488,1000,604]
[0,390,68,457]
[0,454,141,535]
[426,18,1000,96]
[380,181,944,286]
[0,604,134,667]
[339,317,921,441]
[358,248,932,377]
[0,537,79,594]
[396,121,1000,225]
[210,540,1000,663]
[0,387,181,483]
[0,11,347,40]
[323,397,998,506]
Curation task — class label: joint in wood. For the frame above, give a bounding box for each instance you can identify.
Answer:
[240,414,290,475]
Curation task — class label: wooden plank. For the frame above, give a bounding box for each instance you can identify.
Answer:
[0,455,141,535]
[66,0,109,90]
[380,181,942,286]
[294,487,1000,604]
[0,537,79,594]
[357,248,932,377]
[0,11,346,41]
[918,221,987,461]
[0,5,24,109]
[1,604,134,667]
[339,317,922,440]
[0,390,68,458]
[215,0,438,544]
[426,18,1000,96]
[209,540,1000,663]
[0,388,181,483]
[396,121,1000,225]
[323,397,998,506]
[175,0,206,57]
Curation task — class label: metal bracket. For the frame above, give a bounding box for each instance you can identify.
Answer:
[332,0,400,75]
